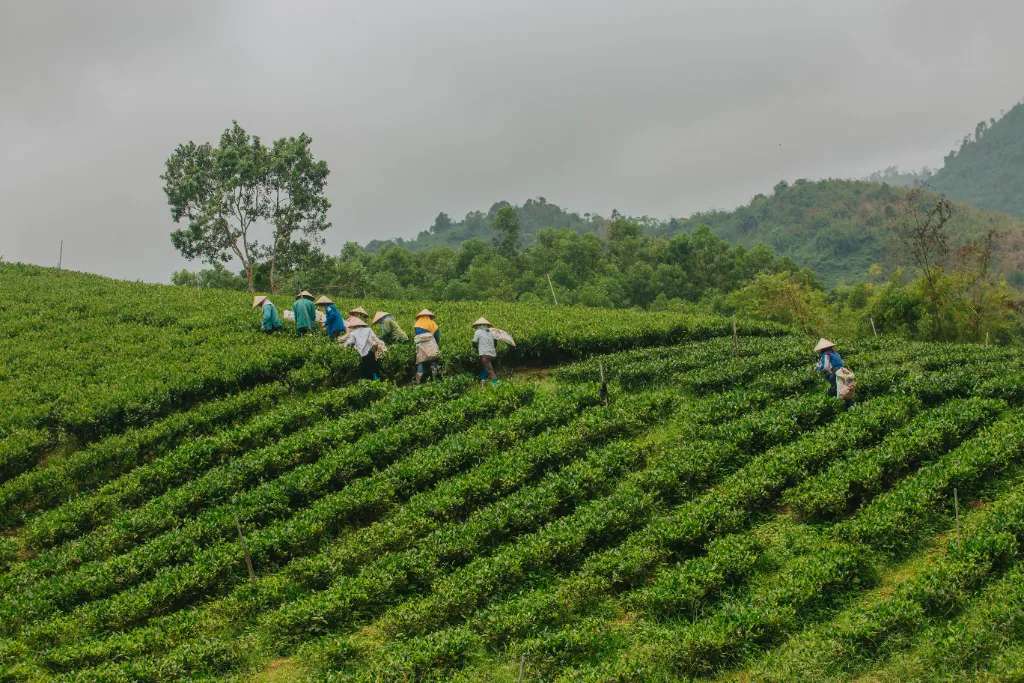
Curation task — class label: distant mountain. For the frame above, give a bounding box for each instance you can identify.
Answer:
[365,180,1024,290]
[928,100,1024,217]
[365,197,609,251]
[665,179,1024,287]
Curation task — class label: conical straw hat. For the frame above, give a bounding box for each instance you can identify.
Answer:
[472,317,492,327]
[814,338,836,353]
[345,316,368,328]
[297,290,314,300]
[252,295,268,309]
[349,306,369,317]
[372,311,389,324]
[315,295,333,305]
[416,309,435,318]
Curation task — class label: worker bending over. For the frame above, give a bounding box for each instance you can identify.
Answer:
[293,290,317,336]
[373,311,408,343]
[253,295,282,334]
[317,296,345,340]
[342,316,384,380]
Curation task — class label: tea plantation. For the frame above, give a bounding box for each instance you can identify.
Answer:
[1,263,1023,682]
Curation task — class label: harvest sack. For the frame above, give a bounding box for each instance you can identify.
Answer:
[372,338,388,360]
[414,332,440,363]
[836,367,856,400]
[492,328,516,347]
[282,309,295,322]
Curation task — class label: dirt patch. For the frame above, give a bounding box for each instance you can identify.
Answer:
[250,657,303,682]
[510,366,554,382]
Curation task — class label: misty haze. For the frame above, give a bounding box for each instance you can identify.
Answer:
[3,2,1024,681]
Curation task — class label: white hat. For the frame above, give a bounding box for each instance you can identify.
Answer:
[297,290,314,300]
[372,311,390,324]
[416,309,435,318]
[814,338,836,353]
[252,295,268,309]
[345,316,368,328]
[472,317,492,327]
[315,295,334,305]
[349,306,369,317]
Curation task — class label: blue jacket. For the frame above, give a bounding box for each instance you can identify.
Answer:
[261,302,283,332]
[323,304,345,338]
[816,350,843,376]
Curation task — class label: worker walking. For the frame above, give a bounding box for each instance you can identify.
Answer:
[815,338,844,397]
[349,306,370,323]
[472,317,499,384]
[253,295,282,334]
[413,308,441,383]
[293,290,317,336]
[317,296,345,340]
[342,316,385,380]
[372,311,408,343]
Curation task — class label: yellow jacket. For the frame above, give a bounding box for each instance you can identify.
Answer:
[414,316,438,335]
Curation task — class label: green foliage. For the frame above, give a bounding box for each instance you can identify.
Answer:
[2,264,1024,681]
[163,122,330,292]
[719,272,828,335]
[491,205,521,257]
[180,220,809,312]
[930,101,1024,218]
[668,179,1024,287]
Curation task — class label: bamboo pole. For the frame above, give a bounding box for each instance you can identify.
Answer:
[546,274,559,306]
[235,515,256,580]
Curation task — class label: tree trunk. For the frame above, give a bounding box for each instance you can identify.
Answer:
[244,261,255,293]
[269,252,278,294]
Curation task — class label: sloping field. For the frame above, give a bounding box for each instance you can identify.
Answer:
[1,264,1024,681]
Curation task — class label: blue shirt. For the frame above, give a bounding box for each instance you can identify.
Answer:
[261,302,283,331]
[816,350,843,376]
[323,304,345,337]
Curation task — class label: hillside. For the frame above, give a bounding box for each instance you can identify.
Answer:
[363,182,1024,291]
[2,265,1024,681]
[666,178,1024,287]
[929,100,1024,217]
[365,197,604,252]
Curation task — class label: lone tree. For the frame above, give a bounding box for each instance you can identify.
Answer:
[162,122,330,293]
[894,188,954,292]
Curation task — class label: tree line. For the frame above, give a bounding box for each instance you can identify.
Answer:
[166,123,1023,344]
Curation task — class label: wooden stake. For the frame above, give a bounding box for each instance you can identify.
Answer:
[235,515,256,580]
[986,332,990,346]
[953,487,960,546]
[517,654,526,682]
[57,240,63,271]
[546,273,559,306]
[599,362,608,405]
[870,316,877,337]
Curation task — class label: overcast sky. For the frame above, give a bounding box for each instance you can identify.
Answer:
[2,0,1022,282]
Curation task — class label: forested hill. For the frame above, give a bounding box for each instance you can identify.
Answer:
[370,181,1024,288]
[366,197,610,251]
[928,100,1024,217]
[666,179,1024,287]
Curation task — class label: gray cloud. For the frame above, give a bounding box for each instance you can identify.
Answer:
[2,0,1022,280]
